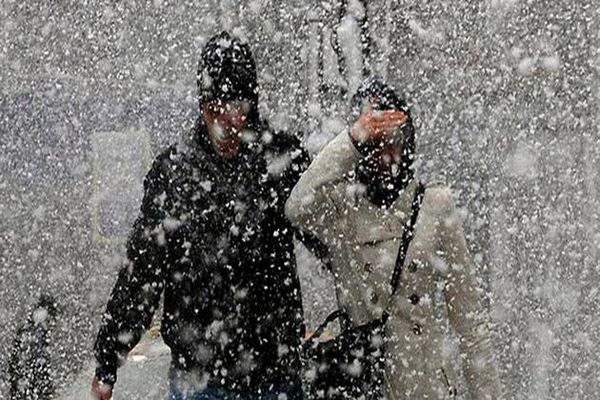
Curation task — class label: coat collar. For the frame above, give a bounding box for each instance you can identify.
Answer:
[352,178,418,244]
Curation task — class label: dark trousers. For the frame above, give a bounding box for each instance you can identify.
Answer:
[168,370,304,400]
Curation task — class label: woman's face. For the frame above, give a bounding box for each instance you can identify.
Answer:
[202,100,251,158]
[372,131,405,176]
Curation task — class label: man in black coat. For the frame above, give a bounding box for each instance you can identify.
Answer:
[91,31,308,400]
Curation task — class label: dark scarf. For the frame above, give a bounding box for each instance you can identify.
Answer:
[353,124,416,208]
[185,117,268,265]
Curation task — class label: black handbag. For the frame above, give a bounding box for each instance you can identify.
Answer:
[302,182,425,400]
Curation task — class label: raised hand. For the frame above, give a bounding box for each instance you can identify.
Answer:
[350,105,408,144]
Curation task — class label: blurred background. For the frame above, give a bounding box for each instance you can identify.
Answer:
[1,1,598,398]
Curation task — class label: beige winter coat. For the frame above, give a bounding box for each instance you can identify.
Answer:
[286,132,501,400]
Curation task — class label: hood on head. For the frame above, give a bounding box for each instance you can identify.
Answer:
[350,76,416,167]
[197,31,259,116]
[351,77,417,207]
[194,31,262,149]
[194,31,262,157]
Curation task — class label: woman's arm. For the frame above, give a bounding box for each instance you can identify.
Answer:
[435,187,502,400]
[285,132,362,244]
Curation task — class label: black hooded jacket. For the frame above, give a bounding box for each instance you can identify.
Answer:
[94,33,309,392]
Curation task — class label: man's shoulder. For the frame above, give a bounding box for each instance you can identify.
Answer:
[146,145,181,176]
[144,143,203,187]
[153,141,210,170]
[156,144,180,163]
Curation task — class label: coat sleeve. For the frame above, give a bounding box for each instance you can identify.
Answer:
[285,132,362,245]
[262,131,311,361]
[93,150,173,385]
[433,187,502,400]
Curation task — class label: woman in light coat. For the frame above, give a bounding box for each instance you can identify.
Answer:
[286,78,501,400]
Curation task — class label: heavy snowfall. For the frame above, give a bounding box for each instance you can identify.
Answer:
[1,1,599,399]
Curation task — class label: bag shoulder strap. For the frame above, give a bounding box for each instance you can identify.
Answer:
[306,181,425,339]
[383,181,425,321]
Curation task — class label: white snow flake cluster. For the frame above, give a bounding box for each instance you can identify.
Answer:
[1,1,598,399]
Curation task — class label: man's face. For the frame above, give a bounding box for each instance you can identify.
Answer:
[202,100,251,159]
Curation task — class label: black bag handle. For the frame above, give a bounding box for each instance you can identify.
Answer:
[306,182,426,340]
[305,309,352,346]
[389,182,425,296]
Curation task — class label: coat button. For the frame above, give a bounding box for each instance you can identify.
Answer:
[448,386,458,397]
[370,291,379,304]
[412,323,423,335]
[407,262,418,273]
[409,294,420,305]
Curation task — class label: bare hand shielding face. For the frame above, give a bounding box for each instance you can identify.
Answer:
[350,105,408,143]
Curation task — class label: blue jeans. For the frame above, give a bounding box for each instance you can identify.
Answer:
[167,374,303,400]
